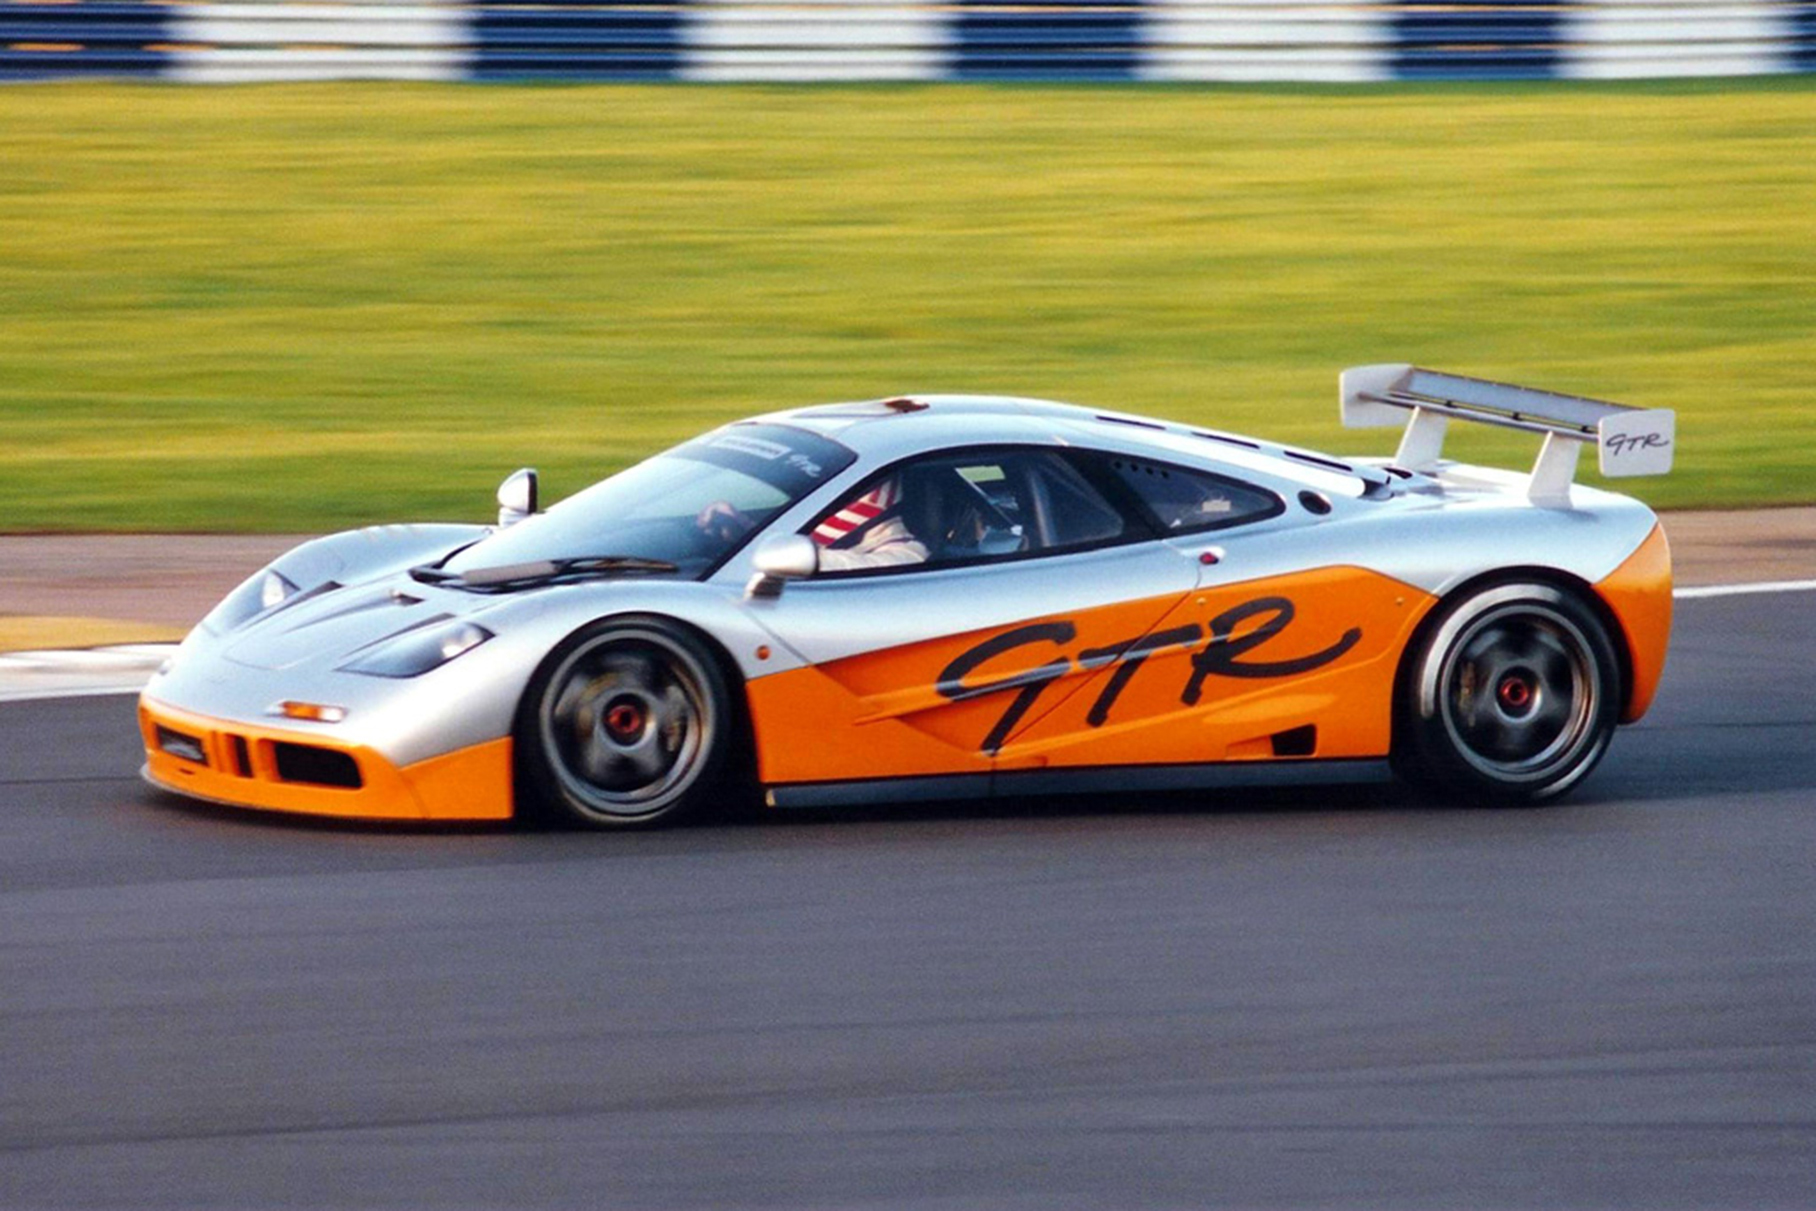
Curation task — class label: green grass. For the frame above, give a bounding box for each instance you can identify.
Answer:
[2,80,1814,531]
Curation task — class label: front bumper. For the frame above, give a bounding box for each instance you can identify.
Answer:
[139,696,515,822]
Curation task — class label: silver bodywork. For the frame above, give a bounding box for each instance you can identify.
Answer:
[143,392,1662,781]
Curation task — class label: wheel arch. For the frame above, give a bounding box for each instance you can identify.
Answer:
[1390,565,1637,758]
[510,610,758,825]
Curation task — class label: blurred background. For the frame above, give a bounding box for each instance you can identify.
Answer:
[6,12,1816,1210]
[1,2,1812,533]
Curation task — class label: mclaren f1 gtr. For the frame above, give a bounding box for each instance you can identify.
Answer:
[139,365,1675,827]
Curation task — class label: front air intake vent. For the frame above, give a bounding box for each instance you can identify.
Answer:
[156,726,207,766]
[272,743,362,789]
[227,735,253,778]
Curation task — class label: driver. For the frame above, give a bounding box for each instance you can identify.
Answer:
[695,473,930,571]
[811,475,929,571]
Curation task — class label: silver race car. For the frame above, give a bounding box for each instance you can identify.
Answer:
[140,365,1676,827]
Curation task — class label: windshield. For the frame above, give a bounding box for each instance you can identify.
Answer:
[445,423,856,580]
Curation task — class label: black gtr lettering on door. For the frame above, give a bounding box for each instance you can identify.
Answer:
[1181,597,1362,705]
[934,621,1076,755]
[934,597,1363,754]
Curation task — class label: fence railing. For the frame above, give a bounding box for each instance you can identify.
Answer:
[4,1,1814,82]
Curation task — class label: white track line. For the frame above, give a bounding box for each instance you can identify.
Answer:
[0,684,156,703]
[1674,579,1816,600]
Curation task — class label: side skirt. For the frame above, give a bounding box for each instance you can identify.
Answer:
[765,759,1394,810]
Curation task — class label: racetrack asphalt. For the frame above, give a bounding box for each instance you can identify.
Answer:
[1,590,1813,1209]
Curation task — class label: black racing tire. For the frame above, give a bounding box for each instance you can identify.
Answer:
[1398,581,1620,804]
[516,617,738,829]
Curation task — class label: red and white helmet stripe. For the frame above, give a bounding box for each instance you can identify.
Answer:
[811,477,900,547]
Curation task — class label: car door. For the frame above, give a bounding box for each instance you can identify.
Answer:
[997,452,1426,770]
[741,446,1203,788]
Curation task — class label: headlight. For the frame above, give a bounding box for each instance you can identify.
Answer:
[340,618,493,679]
[202,568,300,634]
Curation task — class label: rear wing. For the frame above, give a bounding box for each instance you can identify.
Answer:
[1339,364,1674,500]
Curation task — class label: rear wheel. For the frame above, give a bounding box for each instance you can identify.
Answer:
[1400,582,1619,803]
[517,618,735,828]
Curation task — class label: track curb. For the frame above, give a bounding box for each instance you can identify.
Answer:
[0,644,174,702]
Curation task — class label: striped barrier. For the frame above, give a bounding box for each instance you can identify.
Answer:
[4,0,1815,82]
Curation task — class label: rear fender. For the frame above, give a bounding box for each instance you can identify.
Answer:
[1389,551,1663,751]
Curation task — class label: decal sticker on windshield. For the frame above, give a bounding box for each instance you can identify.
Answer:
[681,423,855,497]
[710,434,795,462]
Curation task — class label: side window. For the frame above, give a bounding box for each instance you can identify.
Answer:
[1024,452,1127,547]
[808,449,1135,574]
[1104,457,1282,534]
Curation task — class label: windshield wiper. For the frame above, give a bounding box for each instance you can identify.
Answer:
[411,555,681,591]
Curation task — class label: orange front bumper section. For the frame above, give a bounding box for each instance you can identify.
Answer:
[139,696,515,822]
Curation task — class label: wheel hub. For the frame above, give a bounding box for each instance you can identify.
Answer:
[1495,669,1537,718]
[601,696,649,745]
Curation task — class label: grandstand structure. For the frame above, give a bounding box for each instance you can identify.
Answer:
[3,0,1814,82]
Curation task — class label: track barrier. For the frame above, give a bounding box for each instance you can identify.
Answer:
[3,0,1814,82]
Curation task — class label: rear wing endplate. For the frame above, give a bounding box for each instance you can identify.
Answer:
[1340,364,1674,500]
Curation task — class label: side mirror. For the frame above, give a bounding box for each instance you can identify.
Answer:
[496,468,538,528]
[746,533,818,599]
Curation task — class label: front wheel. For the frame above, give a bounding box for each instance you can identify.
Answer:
[517,618,736,828]
[1399,583,1620,804]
